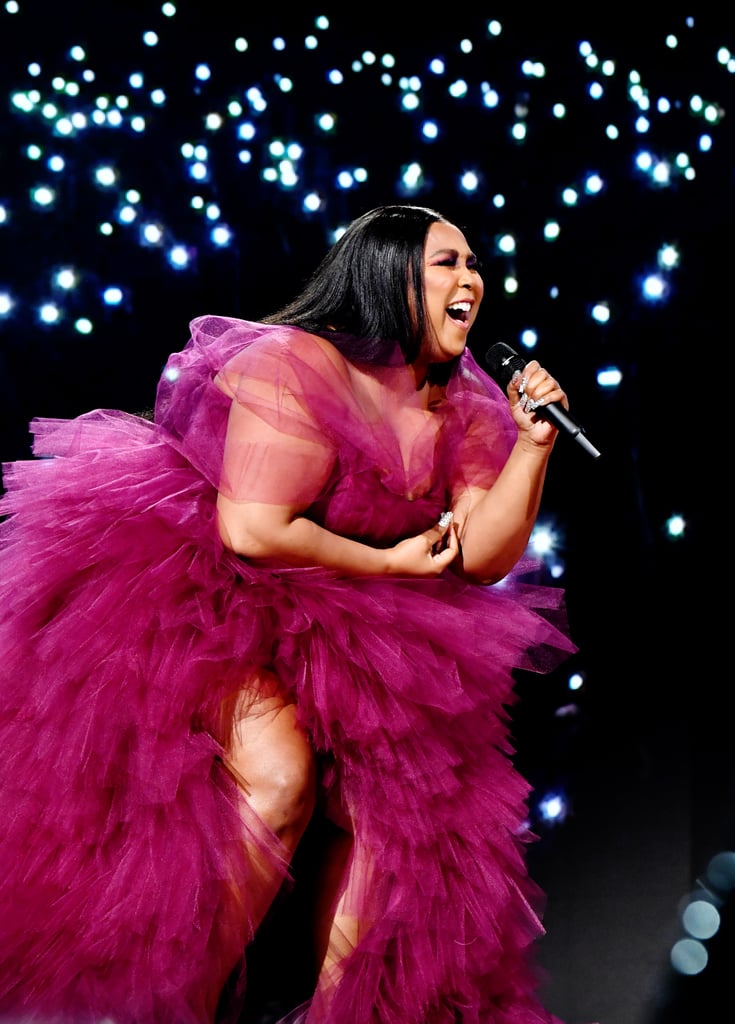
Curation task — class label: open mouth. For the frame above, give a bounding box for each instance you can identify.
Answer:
[446,301,471,323]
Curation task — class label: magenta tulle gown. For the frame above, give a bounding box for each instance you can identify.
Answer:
[0,316,576,1024]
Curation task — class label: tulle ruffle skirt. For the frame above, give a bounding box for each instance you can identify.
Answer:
[0,411,574,1024]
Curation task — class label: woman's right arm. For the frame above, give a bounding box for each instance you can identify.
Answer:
[217,495,457,578]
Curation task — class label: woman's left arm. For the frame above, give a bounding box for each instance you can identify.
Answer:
[450,358,567,585]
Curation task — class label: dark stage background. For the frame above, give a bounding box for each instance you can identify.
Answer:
[1,6,732,1022]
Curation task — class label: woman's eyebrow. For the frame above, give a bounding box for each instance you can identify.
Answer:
[426,247,478,260]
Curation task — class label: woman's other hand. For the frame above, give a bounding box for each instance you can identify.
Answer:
[386,512,458,576]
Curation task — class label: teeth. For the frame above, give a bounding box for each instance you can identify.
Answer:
[447,301,471,312]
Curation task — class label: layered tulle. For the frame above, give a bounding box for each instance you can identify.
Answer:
[0,318,576,1023]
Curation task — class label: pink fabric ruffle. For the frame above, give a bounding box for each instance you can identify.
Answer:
[0,318,576,1023]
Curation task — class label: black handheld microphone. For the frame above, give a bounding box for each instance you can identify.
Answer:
[485,342,601,459]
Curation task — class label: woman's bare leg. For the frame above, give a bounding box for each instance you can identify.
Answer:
[226,674,317,930]
[206,671,316,1019]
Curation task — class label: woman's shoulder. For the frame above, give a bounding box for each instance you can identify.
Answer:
[202,320,352,410]
[443,348,516,442]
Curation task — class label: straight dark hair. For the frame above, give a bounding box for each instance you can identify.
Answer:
[262,204,451,369]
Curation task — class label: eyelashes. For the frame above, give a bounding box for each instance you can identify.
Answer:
[432,257,483,270]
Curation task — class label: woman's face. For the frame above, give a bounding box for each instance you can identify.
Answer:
[419,220,484,366]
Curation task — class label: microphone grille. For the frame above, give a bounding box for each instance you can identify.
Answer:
[485,342,526,388]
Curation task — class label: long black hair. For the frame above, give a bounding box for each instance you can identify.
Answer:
[262,204,450,367]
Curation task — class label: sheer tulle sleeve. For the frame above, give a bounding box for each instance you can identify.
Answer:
[154,318,342,507]
[214,331,340,507]
[444,348,518,493]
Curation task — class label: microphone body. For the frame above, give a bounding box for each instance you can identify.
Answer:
[485,342,601,459]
